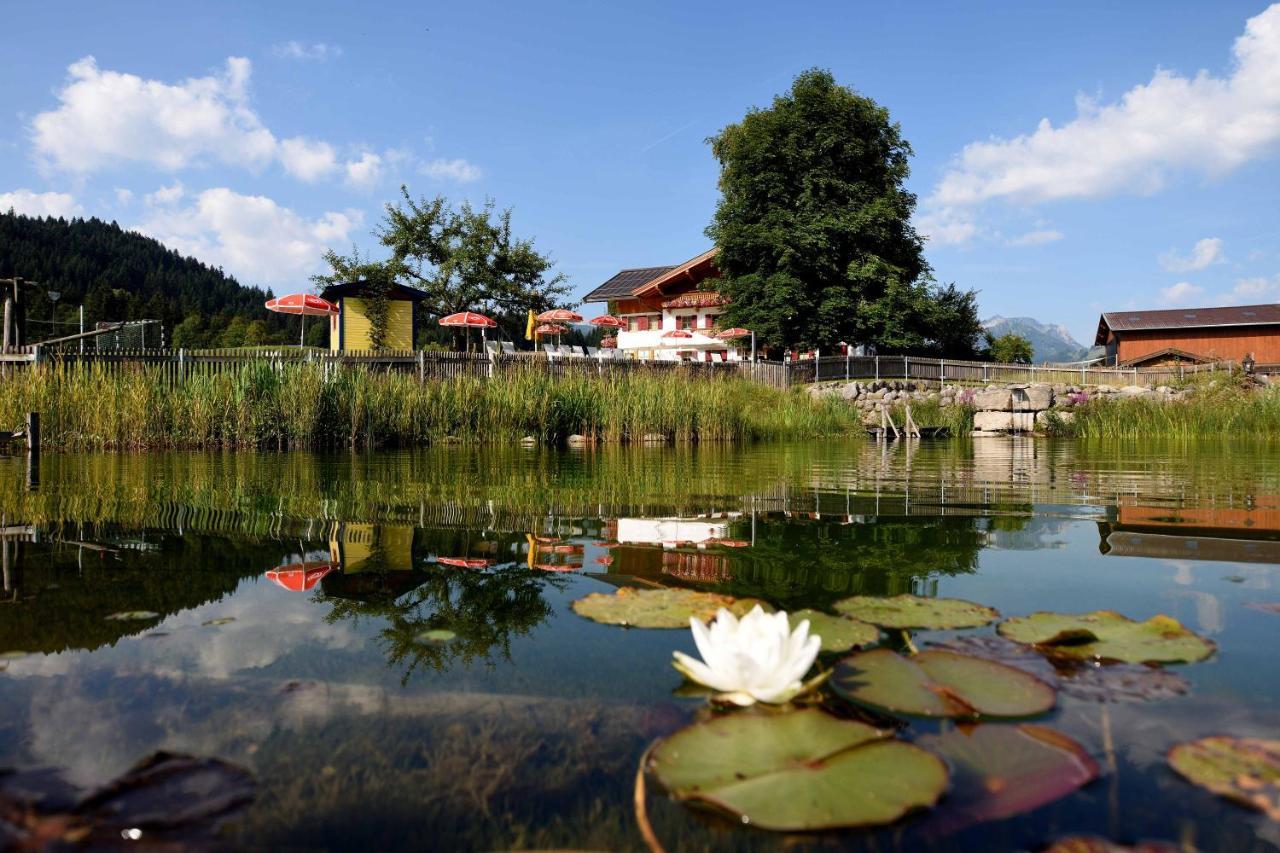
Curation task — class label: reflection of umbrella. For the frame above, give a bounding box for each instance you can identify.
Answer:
[715,327,755,360]
[595,555,614,566]
[265,294,339,347]
[265,561,336,592]
[436,557,493,569]
[589,315,627,329]
[534,563,580,573]
[538,308,583,324]
[439,311,498,352]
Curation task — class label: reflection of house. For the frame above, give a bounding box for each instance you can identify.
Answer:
[583,249,742,361]
[1099,499,1280,564]
[330,524,416,573]
[615,517,731,545]
[321,280,427,352]
[1094,304,1280,367]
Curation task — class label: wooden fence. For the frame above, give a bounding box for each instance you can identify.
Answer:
[0,345,1239,390]
[787,354,1237,388]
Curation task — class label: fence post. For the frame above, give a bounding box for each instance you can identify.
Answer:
[939,358,944,384]
[983,363,988,382]
[178,348,185,383]
[874,355,879,381]
[1134,367,1138,385]
[418,350,424,382]
[845,351,850,381]
[903,355,908,380]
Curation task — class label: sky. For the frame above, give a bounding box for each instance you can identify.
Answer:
[2,0,1279,345]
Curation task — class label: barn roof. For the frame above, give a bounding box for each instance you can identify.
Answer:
[1095,303,1280,345]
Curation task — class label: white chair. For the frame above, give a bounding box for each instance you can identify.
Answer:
[557,344,573,358]
[586,346,600,358]
[727,351,742,362]
[485,341,500,356]
[543,344,559,359]
[570,346,586,358]
[501,341,517,355]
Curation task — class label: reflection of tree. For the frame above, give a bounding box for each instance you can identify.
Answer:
[322,565,562,683]
[705,516,985,608]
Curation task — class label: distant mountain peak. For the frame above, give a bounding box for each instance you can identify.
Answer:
[981,315,1087,363]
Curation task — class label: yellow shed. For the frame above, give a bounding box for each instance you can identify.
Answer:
[320,280,427,352]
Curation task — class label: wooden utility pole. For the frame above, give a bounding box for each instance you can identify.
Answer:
[0,277,34,349]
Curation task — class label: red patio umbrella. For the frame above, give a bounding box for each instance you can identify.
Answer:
[438,311,498,352]
[538,308,583,324]
[715,327,756,360]
[662,329,693,339]
[600,335,617,349]
[265,293,339,347]
[534,322,568,346]
[265,561,336,592]
[589,315,627,329]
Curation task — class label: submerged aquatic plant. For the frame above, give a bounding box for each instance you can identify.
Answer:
[672,605,821,706]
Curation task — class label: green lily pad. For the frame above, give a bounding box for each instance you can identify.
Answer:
[571,587,764,629]
[833,595,999,630]
[1167,736,1280,820]
[647,708,947,830]
[201,617,236,627]
[997,610,1214,664]
[788,610,879,652]
[104,611,161,621]
[917,724,1099,834]
[831,648,1056,719]
[415,629,457,644]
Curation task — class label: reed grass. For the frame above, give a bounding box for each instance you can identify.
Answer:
[0,362,859,450]
[1050,381,1280,438]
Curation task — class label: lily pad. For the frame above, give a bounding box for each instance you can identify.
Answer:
[788,610,879,652]
[932,636,1190,703]
[571,587,763,629]
[104,611,161,621]
[415,629,457,644]
[997,610,1214,664]
[917,724,1099,834]
[833,594,999,630]
[647,708,947,830]
[201,617,236,627]
[1167,736,1280,820]
[831,648,1055,719]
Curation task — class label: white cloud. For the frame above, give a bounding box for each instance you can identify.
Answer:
[344,151,383,190]
[279,136,338,181]
[916,206,980,245]
[33,56,277,173]
[144,181,185,206]
[114,187,134,205]
[1007,228,1065,247]
[1229,274,1280,301]
[272,41,342,61]
[137,187,360,285]
[1159,237,1225,271]
[1159,281,1205,305]
[420,157,483,183]
[926,4,1280,218]
[0,188,81,218]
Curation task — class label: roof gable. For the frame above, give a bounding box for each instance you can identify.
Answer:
[1095,303,1280,344]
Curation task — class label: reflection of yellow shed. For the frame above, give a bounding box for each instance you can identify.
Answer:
[320,281,427,352]
[330,524,416,573]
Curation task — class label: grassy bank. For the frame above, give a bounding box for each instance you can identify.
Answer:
[1047,381,1280,438]
[0,362,859,450]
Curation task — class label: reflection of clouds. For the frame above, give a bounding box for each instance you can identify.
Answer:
[1167,559,1196,587]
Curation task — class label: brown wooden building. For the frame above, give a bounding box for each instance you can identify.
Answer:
[1094,303,1280,367]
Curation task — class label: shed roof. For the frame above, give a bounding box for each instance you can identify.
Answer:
[1095,303,1280,345]
[582,266,676,303]
[319,280,429,302]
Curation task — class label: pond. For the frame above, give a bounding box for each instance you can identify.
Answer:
[0,439,1276,850]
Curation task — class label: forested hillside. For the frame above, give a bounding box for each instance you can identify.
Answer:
[0,212,297,347]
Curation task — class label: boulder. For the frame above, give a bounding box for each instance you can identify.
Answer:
[973,389,1013,411]
[1010,412,1036,432]
[1120,385,1151,395]
[973,410,1013,431]
[640,433,667,444]
[1012,385,1054,412]
[566,434,589,446]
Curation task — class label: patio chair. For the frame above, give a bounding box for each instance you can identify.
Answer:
[485,340,501,356]
[501,341,517,355]
[586,346,599,358]
[558,345,573,358]
[570,346,586,358]
[543,344,559,359]
[726,351,742,362]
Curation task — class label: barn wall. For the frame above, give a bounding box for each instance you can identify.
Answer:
[1115,325,1280,364]
[332,298,415,351]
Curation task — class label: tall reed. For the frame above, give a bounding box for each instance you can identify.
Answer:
[0,362,859,450]
[1052,382,1280,438]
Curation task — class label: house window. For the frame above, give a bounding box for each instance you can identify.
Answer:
[635,316,650,332]
[677,315,696,330]
[703,313,719,330]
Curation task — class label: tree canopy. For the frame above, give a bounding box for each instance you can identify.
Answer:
[314,187,570,348]
[706,69,983,357]
[987,332,1034,364]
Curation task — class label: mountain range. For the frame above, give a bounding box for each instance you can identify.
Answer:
[982,315,1089,363]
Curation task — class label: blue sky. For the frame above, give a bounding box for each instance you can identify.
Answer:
[3,0,1278,344]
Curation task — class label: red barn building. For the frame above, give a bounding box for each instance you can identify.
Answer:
[1094,304,1280,368]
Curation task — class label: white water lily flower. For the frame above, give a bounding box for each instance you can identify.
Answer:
[672,606,821,706]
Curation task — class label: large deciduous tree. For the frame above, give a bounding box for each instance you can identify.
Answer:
[706,69,982,356]
[314,187,569,349]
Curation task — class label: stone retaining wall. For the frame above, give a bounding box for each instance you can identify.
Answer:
[808,379,1188,435]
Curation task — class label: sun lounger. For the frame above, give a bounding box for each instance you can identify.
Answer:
[501,341,517,355]
[570,346,586,358]
[543,344,559,359]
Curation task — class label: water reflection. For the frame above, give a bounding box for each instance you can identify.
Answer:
[0,440,1278,849]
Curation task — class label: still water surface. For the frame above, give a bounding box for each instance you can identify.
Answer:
[0,440,1277,850]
